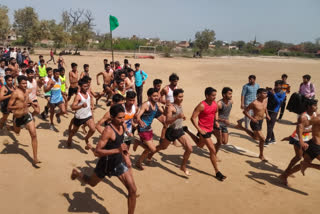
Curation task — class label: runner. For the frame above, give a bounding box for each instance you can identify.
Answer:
[153,79,163,95]
[125,68,135,92]
[278,74,290,121]
[160,73,179,105]
[135,88,163,170]
[279,99,317,185]
[26,69,40,117]
[96,64,114,105]
[134,63,148,107]
[8,58,19,78]
[40,67,53,119]
[45,69,67,130]
[46,49,56,64]
[80,64,90,79]
[279,101,320,186]
[57,53,65,69]
[70,104,137,214]
[7,75,40,166]
[67,78,95,149]
[0,75,15,129]
[59,67,68,112]
[68,63,79,102]
[123,91,138,150]
[185,87,226,181]
[114,79,127,98]
[148,89,192,176]
[36,59,47,80]
[213,87,233,154]
[238,88,270,161]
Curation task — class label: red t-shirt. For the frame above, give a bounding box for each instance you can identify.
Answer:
[198,100,217,133]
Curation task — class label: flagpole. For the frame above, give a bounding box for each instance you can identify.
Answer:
[110,29,114,63]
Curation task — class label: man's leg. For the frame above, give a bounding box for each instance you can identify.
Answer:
[67,123,80,147]
[278,98,286,120]
[84,118,96,149]
[213,129,222,153]
[244,109,253,129]
[301,154,320,175]
[136,140,156,170]
[283,145,303,174]
[183,127,203,147]
[269,112,278,141]
[25,120,40,165]
[118,170,137,214]
[178,135,193,175]
[0,113,9,129]
[256,130,267,161]
[148,138,171,160]
[49,105,55,125]
[71,169,102,187]
[31,102,40,117]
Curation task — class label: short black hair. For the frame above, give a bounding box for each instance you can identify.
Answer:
[281,74,288,79]
[17,75,28,83]
[257,88,267,94]
[53,69,60,73]
[29,60,34,64]
[116,78,124,85]
[147,88,157,97]
[83,64,89,69]
[20,63,27,68]
[126,91,136,99]
[169,73,179,82]
[248,75,256,80]
[275,80,282,86]
[124,59,129,63]
[78,78,88,86]
[71,63,77,68]
[112,94,125,103]
[222,87,232,95]
[153,79,162,85]
[105,64,110,69]
[305,98,318,107]
[5,68,12,73]
[40,59,45,63]
[135,63,140,67]
[205,87,217,96]
[46,67,52,72]
[59,67,65,72]
[110,104,125,118]
[303,74,311,81]
[173,88,184,97]
[26,69,34,74]
[39,55,43,58]
[82,76,92,82]
[4,75,12,81]
[104,59,108,62]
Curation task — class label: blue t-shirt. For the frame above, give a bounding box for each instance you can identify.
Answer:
[241,83,260,106]
[134,70,148,87]
[268,91,286,112]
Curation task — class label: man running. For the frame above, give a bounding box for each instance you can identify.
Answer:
[123,91,138,149]
[279,106,320,186]
[213,87,233,154]
[185,87,226,181]
[0,75,15,129]
[125,68,135,92]
[279,99,317,185]
[160,73,179,105]
[40,67,53,119]
[8,75,40,166]
[45,69,67,130]
[278,74,290,121]
[80,64,90,79]
[96,64,114,105]
[238,88,270,161]
[71,104,137,214]
[68,63,79,102]
[46,48,56,64]
[148,89,192,176]
[135,88,163,170]
[26,69,40,117]
[67,78,95,149]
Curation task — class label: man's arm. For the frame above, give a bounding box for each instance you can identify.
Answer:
[135,102,147,127]
[96,72,103,85]
[142,71,148,82]
[297,115,309,150]
[0,87,9,102]
[7,91,19,111]
[95,127,121,157]
[160,87,168,105]
[310,83,315,97]
[191,102,205,134]
[243,103,257,123]
[96,112,111,134]
[71,94,84,111]
[240,85,247,109]
[44,79,54,92]
[166,105,184,124]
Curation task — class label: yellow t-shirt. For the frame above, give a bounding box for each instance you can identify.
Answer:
[60,75,66,92]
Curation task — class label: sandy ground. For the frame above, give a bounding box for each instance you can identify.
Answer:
[1,51,320,214]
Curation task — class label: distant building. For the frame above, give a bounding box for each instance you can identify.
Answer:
[7,30,17,42]
[177,41,190,48]
[40,39,54,46]
[228,45,239,50]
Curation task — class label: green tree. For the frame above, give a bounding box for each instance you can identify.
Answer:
[234,40,245,50]
[262,40,284,54]
[13,7,39,46]
[49,22,70,48]
[71,23,93,51]
[194,29,216,56]
[0,5,10,42]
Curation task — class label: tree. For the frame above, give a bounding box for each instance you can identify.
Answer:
[194,29,216,56]
[234,40,245,50]
[213,40,223,48]
[0,5,10,42]
[262,40,284,54]
[71,23,93,51]
[49,22,70,48]
[13,7,39,46]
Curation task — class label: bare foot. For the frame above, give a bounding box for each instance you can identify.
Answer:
[135,162,144,170]
[278,174,288,186]
[180,166,191,176]
[259,155,268,162]
[71,169,80,180]
[300,161,309,176]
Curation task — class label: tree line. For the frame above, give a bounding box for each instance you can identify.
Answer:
[0,5,319,58]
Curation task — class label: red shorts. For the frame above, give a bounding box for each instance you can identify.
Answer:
[138,130,153,142]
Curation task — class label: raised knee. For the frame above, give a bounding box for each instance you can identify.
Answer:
[128,186,137,196]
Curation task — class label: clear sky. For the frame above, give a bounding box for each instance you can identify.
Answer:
[1,0,320,44]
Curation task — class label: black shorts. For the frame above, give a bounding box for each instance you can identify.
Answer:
[14,113,33,127]
[165,127,185,141]
[155,110,162,118]
[214,122,228,133]
[197,131,213,138]
[68,87,78,98]
[289,137,301,148]
[305,140,320,160]
[250,120,263,131]
[73,116,92,127]
[94,156,128,178]
[103,84,111,91]
[50,101,64,108]
[1,104,9,114]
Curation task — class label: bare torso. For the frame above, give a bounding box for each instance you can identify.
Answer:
[103,71,113,85]
[69,71,79,88]
[251,99,267,120]
[311,115,320,145]
[12,88,29,118]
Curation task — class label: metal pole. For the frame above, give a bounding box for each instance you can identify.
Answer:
[110,30,114,63]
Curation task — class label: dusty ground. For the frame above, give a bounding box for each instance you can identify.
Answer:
[0,51,319,214]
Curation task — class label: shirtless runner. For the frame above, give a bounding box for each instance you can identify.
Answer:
[68,63,79,102]
[0,75,15,129]
[238,88,270,161]
[7,75,40,166]
[96,63,114,105]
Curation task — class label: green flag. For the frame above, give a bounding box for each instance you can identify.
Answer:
[109,15,119,31]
